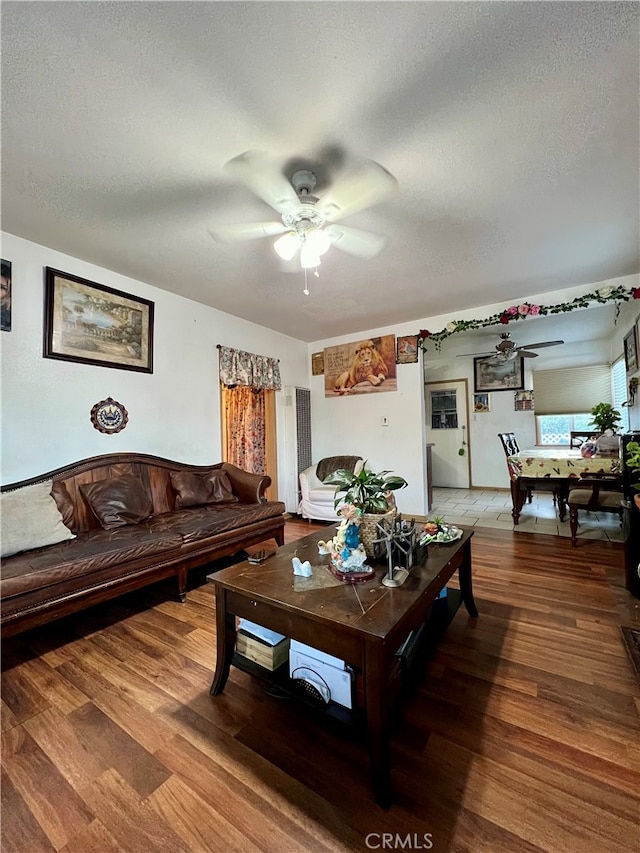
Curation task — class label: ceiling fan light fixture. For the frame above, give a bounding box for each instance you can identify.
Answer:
[305,227,331,256]
[273,231,299,261]
[300,245,321,269]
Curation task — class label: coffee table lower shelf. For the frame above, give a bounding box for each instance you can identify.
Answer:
[231,587,464,725]
[231,652,359,726]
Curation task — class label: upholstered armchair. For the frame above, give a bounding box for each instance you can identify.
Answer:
[299,455,363,521]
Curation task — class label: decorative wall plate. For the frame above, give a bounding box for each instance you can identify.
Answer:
[90,397,128,434]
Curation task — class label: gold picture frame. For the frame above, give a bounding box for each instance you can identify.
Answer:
[311,351,324,376]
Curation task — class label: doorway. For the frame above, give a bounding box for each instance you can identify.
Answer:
[221,385,278,501]
[425,379,471,489]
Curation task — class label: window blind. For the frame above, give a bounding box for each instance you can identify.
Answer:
[612,356,629,431]
[532,365,611,414]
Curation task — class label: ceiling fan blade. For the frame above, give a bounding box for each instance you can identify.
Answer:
[456,350,496,358]
[518,340,564,349]
[224,150,300,214]
[518,350,539,358]
[316,160,397,222]
[324,224,387,259]
[208,221,288,242]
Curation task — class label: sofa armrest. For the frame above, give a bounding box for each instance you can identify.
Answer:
[222,463,271,504]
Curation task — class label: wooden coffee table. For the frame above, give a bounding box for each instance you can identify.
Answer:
[208,527,477,807]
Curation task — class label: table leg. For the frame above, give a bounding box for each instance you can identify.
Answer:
[209,588,235,696]
[510,479,526,524]
[557,480,569,521]
[364,642,393,808]
[458,540,478,617]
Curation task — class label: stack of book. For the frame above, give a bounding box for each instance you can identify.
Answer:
[235,619,290,671]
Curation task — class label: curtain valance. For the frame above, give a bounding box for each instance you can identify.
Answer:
[218,346,282,391]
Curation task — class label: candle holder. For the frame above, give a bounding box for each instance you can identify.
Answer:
[375,517,414,587]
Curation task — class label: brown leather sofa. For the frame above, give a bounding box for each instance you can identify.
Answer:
[1,453,285,637]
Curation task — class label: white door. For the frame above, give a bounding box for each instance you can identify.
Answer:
[425,379,470,488]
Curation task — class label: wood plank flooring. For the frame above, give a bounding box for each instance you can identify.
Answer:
[2,519,639,853]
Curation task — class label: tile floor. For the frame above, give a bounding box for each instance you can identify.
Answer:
[430,486,624,543]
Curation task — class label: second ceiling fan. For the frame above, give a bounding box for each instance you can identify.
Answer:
[458,332,564,361]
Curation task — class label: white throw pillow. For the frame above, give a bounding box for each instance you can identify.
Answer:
[1,479,76,558]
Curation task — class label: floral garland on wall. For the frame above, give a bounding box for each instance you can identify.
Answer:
[417,284,640,351]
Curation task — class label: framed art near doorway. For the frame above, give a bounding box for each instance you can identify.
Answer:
[474,356,524,392]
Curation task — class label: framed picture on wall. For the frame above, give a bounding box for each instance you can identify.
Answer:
[514,390,534,411]
[396,334,418,363]
[473,355,524,392]
[625,325,639,373]
[43,268,154,373]
[311,351,324,375]
[1,259,11,332]
[473,393,490,413]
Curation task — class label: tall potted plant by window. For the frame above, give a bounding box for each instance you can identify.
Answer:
[588,403,622,435]
[324,463,408,557]
[589,402,622,454]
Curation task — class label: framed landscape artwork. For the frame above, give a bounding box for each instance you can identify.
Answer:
[43,268,154,373]
[474,355,524,392]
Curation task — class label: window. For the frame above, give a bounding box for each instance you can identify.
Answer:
[430,389,458,429]
[536,413,593,445]
[612,356,630,433]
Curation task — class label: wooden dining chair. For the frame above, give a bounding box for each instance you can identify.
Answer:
[567,472,624,546]
[570,430,598,449]
[497,432,559,507]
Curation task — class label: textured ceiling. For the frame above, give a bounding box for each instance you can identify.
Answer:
[2,2,638,342]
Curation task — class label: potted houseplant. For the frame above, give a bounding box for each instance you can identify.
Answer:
[588,403,622,455]
[588,403,622,435]
[625,440,640,509]
[324,463,408,557]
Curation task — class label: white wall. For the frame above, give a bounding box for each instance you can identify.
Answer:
[614,295,640,431]
[0,233,308,488]
[308,335,427,516]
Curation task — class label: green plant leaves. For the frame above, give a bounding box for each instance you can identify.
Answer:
[324,462,407,513]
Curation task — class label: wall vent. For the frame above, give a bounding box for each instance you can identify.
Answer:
[283,387,312,512]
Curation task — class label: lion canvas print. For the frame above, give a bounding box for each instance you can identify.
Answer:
[324,335,397,397]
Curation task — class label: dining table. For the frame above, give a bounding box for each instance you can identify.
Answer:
[506,447,622,524]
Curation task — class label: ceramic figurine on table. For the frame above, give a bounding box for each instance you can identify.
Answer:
[328,503,375,582]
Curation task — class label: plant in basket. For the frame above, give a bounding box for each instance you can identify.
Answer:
[324,463,407,557]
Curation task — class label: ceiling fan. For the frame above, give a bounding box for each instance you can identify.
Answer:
[457,332,564,361]
[209,150,397,270]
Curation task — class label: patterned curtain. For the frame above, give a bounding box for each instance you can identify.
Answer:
[223,386,266,474]
[218,346,281,391]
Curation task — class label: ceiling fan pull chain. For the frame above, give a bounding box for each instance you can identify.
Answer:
[303,268,310,296]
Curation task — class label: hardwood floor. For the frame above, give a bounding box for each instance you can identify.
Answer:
[2,519,639,852]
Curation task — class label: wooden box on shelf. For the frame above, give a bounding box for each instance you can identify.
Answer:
[235,631,290,671]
